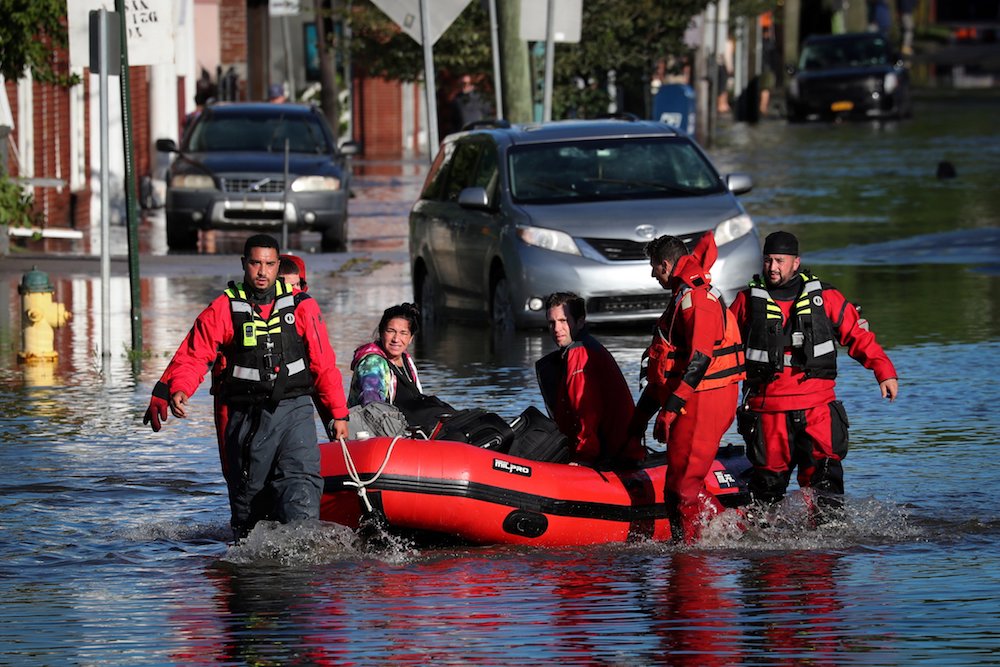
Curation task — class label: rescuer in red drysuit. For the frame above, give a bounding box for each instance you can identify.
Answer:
[535,291,646,467]
[143,235,349,539]
[628,233,746,543]
[149,253,315,468]
[729,231,898,510]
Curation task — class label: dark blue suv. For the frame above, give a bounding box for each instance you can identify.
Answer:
[156,103,357,251]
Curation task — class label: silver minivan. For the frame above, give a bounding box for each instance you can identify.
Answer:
[410,119,760,329]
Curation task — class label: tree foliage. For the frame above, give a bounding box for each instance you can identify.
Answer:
[552,0,710,118]
[0,0,76,85]
[348,0,728,119]
[349,2,493,83]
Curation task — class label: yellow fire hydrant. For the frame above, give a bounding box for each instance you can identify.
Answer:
[18,267,71,362]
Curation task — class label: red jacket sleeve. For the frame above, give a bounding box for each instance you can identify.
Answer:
[162,294,233,398]
[295,297,349,420]
[824,287,897,383]
[728,289,750,336]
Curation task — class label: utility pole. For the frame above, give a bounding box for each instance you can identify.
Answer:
[497,0,532,122]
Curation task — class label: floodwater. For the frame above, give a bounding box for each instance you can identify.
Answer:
[2,92,999,665]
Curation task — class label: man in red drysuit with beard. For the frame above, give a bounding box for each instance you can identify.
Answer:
[729,231,898,512]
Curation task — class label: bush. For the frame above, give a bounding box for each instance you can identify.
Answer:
[0,175,39,227]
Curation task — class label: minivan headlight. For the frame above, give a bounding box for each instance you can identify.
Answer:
[714,213,754,245]
[172,174,215,190]
[517,226,581,255]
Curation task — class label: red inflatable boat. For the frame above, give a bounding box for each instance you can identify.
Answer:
[319,437,750,546]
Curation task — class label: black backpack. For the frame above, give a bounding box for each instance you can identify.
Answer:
[431,408,515,452]
[508,406,572,464]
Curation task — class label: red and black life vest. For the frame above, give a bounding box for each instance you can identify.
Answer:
[744,271,838,381]
[218,280,313,405]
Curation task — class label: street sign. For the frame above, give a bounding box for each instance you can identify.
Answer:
[269,0,301,17]
[68,0,176,68]
[519,0,582,43]
[369,0,472,45]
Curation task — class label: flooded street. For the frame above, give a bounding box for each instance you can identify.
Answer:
[1,92,999,664]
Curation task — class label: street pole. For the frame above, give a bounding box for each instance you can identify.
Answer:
[114,0,143,360]
[97,9,112,375]
[419,0,439,159]
[489,0,504,119]
[542,0,555,122]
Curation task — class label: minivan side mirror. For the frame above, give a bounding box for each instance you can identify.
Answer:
[156,138,179,153]
[339,140,360,156]
[458,186,490,209]
[726,173,753,195]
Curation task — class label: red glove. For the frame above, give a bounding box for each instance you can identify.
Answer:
[652,409,678,442]
[652,394,686,442]
[143,397,168,431]
[143,382,171,432]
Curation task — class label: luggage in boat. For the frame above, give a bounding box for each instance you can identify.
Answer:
[347,401,410,439]
[395,393,456,437]
[432,408,515,451]
[508,406,572,463]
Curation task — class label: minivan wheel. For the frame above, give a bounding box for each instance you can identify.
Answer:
[490,277,515,332]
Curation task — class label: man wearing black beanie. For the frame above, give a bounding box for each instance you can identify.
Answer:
[729,231,899,516]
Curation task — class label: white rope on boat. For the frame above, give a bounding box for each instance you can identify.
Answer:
[339,435,403,513]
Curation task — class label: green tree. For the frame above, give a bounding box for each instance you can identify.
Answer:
[347,1,730,121]
[552,0,710,119]
[0,0,76,85]
[349,2,493,82]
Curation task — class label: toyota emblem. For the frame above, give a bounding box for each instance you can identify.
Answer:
[635,224,656,240]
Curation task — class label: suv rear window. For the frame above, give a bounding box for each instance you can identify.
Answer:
[508,136,724,204]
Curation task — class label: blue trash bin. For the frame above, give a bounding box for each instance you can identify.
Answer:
[652,84,696,135]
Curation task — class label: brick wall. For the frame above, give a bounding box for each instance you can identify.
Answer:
[220,0,247,99]
[353,76,403,158]
[3,41,92,247]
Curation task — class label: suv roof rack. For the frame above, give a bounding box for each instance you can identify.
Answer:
[461,118,512,131]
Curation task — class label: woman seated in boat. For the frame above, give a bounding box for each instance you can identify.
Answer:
[349,303,424,407]
[349,303,452,434]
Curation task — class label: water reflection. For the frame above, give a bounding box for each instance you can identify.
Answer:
[739,551,846,665]
[1,95,999,664]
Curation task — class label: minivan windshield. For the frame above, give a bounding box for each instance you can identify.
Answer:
[508,136,723,203]
[187,112,331,154]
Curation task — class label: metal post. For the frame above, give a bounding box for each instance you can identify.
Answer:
[419,0,439,159]
[542,0,555,122]
[114,0,143,359]
[489,0,504,119]
[282,16,296,101]
[98,9,112,368]
[282,138,290,249]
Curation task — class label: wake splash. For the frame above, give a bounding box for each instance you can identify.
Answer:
[698,490,921,551]
[221,518,417,566]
